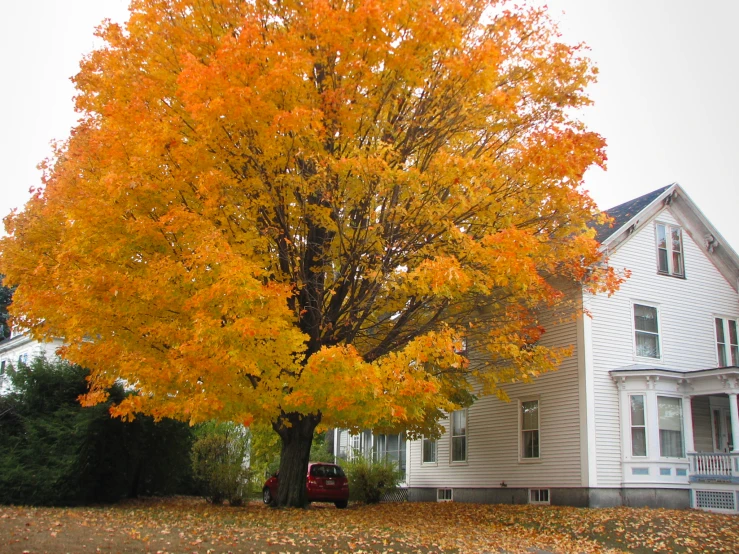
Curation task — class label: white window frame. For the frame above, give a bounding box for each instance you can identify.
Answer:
[629,394,648,457]
[519,398,541,461]
[437,488,453,502]
[632,302,662,360]
[655,222,685,277]
[421,436,437,465]
[529,489,550,505]
[714,316,739,368]
[657,395,685,459]
[450,409,467,463]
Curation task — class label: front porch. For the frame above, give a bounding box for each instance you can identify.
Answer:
[612,366,739,513]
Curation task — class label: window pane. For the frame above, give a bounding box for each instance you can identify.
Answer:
[658,396,684,457]
[658,249,669,273]
[656,225,668,272]
[716,318,728,366]
[630,395,645,426]
[634,305,658,332]
[522,430,539,458]
[671,228,683,254]
[422,439,436,463]
[521,401,539,431]
[452,436,466,461]
[631,428,647,457]
[656,224,667,249]
[729,320,738,365]
[636,332,660,358]
[452,410,466,436]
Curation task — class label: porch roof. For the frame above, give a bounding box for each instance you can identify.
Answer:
[611,365,739,396]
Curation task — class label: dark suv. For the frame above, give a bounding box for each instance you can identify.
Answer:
[263,462,349,508]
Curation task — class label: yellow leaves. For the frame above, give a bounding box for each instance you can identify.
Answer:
[4,498,737,553]
[0,0,622,437]
[406,255,472,298]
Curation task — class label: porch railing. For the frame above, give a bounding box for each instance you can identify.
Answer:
[688,452,739,482]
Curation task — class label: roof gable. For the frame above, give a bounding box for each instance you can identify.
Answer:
[595,184,739,292]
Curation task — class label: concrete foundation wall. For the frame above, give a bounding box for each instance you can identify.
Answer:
[407,487,691,510]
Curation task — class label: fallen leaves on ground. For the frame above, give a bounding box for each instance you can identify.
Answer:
[0,496,737,553]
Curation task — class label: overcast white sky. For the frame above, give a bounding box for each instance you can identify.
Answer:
[1,0,737,253]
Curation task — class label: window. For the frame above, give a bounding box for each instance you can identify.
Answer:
[437,488,453,502]
[521,400,540,459]
[715,317,739,367]
[375,433,406,475]
[451,410,467,462]
[349,433,362,457]
[630,395,647,457]
[658,396,684,458]
[422,437,437,464]
[634,304,660,358]
[0,360,5,375]
[529,489,550,504]
[656,223,684,276]
[18,353,28,364]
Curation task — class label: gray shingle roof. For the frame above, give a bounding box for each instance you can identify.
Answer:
[592,184,673,243]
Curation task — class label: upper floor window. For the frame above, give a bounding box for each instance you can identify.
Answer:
[634,304,661,359]
[451,410,467,462]
[521,400,540,459]
[715,317,739,367]
[656,223,684,277]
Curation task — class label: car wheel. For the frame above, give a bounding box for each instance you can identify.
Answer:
[335,500,348,509]
[263,487,274,505]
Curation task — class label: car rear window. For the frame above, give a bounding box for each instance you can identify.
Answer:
[310,464,346,478]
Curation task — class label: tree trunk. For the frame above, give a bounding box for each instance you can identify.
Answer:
[273,412,321,507]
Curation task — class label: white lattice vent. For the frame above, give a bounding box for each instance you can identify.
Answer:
[695,490,736,511]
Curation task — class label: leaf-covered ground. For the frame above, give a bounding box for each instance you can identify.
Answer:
[1,497,737,553]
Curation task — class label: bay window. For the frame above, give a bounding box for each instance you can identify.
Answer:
[630,395,647,457]
[658,396,684,458]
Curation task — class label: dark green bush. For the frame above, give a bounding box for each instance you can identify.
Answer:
[0,357,195,505]
[342,455,403,504]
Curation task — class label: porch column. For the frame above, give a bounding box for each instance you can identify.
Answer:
[682,395,695,454]
[729,393,739,453]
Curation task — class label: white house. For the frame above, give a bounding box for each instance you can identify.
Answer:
[336,184,739,513]
[0,331,64,394]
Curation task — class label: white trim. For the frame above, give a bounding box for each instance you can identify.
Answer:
[580,300,598,486]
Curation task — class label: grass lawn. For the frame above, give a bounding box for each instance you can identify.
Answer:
[0,497,737,553]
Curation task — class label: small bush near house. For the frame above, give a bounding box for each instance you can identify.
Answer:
[342,455,403,504]
[191,422,249,505]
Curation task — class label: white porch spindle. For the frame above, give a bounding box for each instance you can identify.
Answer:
[729,392,739,454]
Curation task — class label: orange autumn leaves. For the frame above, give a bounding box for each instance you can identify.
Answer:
[1,0,620,433]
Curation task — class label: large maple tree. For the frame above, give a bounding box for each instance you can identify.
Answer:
[0,0,620,506]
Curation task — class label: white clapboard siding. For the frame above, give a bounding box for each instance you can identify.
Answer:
[408,305,584,489]
[587,207,739,487]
